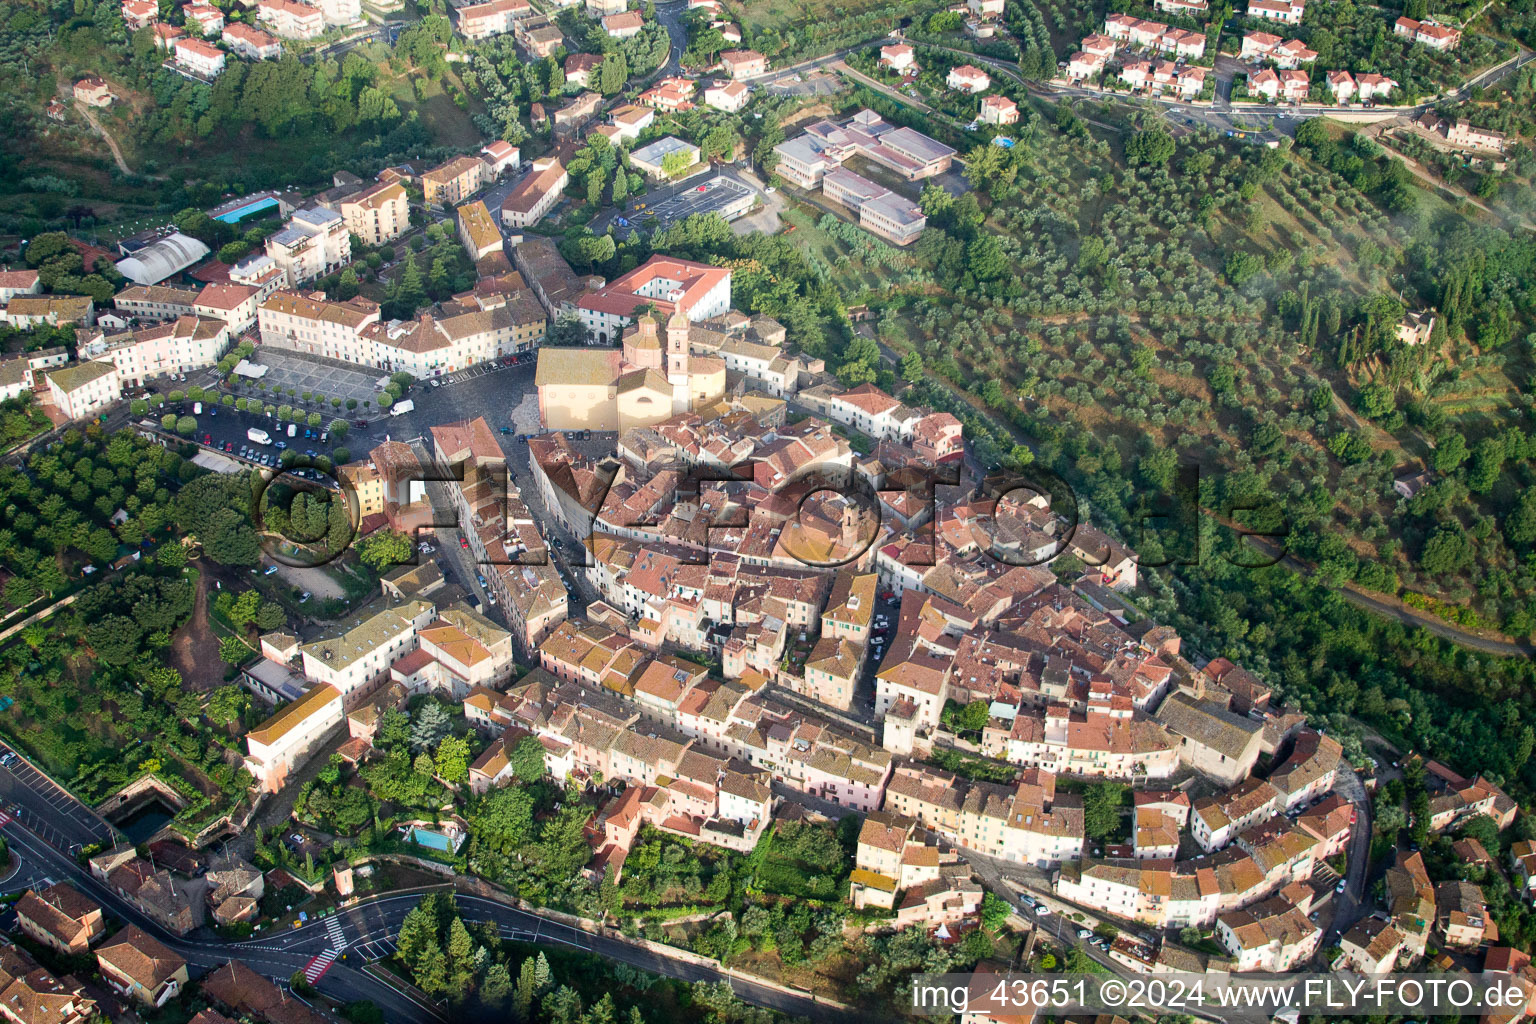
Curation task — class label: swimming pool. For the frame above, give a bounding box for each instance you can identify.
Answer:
[405,826,459,852]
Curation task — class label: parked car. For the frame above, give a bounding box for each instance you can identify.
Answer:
[299,592,312,604]
[263,565,280,575]
[460,537,469,549]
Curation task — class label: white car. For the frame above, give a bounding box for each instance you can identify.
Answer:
[1035,905,1050,917]
[1077,929,1091,940]
[1335,881,1347,893]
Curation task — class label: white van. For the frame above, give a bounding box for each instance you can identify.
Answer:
[287,423,297,437]
[193,402,202,415]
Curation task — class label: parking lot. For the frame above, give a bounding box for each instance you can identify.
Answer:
[249,349,388,406]
[595,171,759,237]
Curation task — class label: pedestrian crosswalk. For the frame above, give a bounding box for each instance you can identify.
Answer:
[302,948,338,984]
[325,915,347,951]
[299,915,350,985]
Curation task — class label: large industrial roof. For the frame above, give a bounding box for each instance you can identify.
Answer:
[113,232,210,285]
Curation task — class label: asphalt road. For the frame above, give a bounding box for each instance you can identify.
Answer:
[0,816,440,1022]
[0,790,852,1023]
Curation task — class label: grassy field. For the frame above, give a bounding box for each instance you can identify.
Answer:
[719,0,899,33]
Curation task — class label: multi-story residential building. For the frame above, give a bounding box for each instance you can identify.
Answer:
[1216,896,1320,971]
[0,269,41,305]
[113,284,199,322]
[1267,729,1341,809]
[455,0,532,38]
[457,200,503,261]
[947,65,991,93]
[979,94,1019,125]
[173,37,226,76]
[80,315,229,386]
[883,763,1085,868]
[1339,917,1406,974]
[481,140,521,176]
[243,683,345,792]
[1394,16,1460,49]
[258,292,381,358]
[1247,0,1304,23]
[422,154,492,207]
[298,599,437,706]
[0,945,99,1024]
[223,22,283,59]
[1001,705,1181,780]
[74,75,116,106]
[45,360,120,421]
[1354,73,1396,102]
[265,207,350,286]
[15,883,106,955]
[573,254,731,342]
[1436,879,1490,949]
[639,76,698,111]
[194,282,261,334]
[703,80,750,112]
[257,0,325,38]
[1155,692,1265,785]
[123,0,159,29]
[881,43,917,71]
[1326,69,1356,102]
[720,49,767,79]
[316,0,359,24]
[500,154,569,229]
[515,14,565,57]
[184,2,225,34]
[603,10,644,36]
[1192,777,1280,850]
[338,181,409,246]
[95,927,188,1008]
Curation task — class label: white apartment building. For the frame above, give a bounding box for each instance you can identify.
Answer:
[338,182,409,247]
[259,288,544,375]
[0,269,41,304]
[174,37,226,77]
[243,683,345,792]
[257,0,325,38]
[258,291,381,358]
[45,361,121,421]
[222,23,282,59]
[266,207,351,286]
[113,285,198,321]
[298,599,437,708]
[80,315,230,386]
[575,256,731,342]
[194,283,261,334]
[315,0,359,25]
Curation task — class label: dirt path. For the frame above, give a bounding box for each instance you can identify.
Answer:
[168,566,227,692]
[74,101,134,177]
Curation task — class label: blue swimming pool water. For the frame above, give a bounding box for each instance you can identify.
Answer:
[407,827,454,851]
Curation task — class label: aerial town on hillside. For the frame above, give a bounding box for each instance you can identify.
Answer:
[2,0,1534,1018]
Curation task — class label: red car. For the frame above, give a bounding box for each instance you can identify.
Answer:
[459,537,469,549]
[224,442,234,452]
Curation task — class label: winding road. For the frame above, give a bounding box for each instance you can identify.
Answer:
[0,758,853,1024]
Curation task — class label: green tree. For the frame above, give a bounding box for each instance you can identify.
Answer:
[1082,782,1126,842]
[219,635,250,665]
[435,735,471,784]
[511,735,546,781]
[1126,125,1175,166]
[357,530,413,571]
